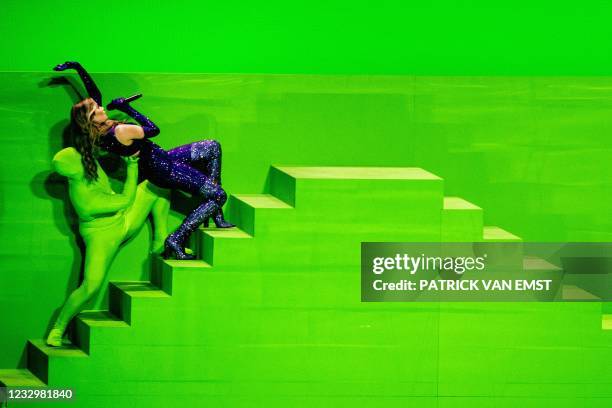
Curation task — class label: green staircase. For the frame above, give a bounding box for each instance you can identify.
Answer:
[603,302,612,331]
[1,165,610,407]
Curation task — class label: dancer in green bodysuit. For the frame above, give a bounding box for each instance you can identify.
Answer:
[46,147,169,347]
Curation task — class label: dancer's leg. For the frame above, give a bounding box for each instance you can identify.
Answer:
[195,140,222,185]
[164,199,219,259]
[167,140,222,184]
[123,181,170,253]
[47,235,121,346]
[150,193,170,254]
[188,141,233,226]
[165,143,192,165]
[167,140,233,228]
[166,161,228,207]
[163,162,228,259]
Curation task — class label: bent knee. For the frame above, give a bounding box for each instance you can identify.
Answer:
[194,140,221,159]
[82,280,103,298]
[208,140,221,157]
[214,187,227,205]
[198,183,227,205]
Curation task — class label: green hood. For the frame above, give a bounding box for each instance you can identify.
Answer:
[52,147,85,180]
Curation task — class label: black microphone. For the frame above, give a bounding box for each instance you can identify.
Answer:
[107,93,143,110]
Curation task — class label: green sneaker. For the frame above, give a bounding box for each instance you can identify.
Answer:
[46,327,64,347]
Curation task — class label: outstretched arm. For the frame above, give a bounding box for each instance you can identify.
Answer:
[108,97,160,138]
[53,61,103,105]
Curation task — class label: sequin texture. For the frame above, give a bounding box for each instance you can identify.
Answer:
[67,62,232,255]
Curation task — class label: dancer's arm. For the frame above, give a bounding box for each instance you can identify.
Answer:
[108,97,160,139]
[84,156,140,214]
[53,61,102,105]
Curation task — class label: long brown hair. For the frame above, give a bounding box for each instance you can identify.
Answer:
[70,98,123,181]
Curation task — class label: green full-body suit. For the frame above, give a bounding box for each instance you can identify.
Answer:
[46,147,170,347]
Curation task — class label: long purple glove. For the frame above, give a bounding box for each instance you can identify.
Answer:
[53,61,102,106]
[107,97,160,138]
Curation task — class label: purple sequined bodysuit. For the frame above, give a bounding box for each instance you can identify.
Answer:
[99,105,226,204]
[65,61,232,259]
[67,62,224,197]
[99,109,170,189]
[99,108,230,259]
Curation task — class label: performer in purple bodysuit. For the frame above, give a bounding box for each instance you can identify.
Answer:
[54,61,233,260]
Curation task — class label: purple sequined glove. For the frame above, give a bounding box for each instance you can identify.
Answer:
[107,97,130,111]
[53,61,80,71]
[53,61,102,105]
[108,97,160,138]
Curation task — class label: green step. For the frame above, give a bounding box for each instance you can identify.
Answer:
[562,284,601,300]
[603,315,612,330]
[268,166,444,241]
[202,166,447,272]
[270,166,443,207]
[483,226,521,242]
[227,194,294,236]
[562,272,612,301]
[441,196,483,241]
[0,369,45,387]
[74,310,129,354]
[199,227,252,266]
[475,225,523,268]
[27,339,88,385]
[108,281,171,326]
[201,228,253,239]
[522,256,565,301]
[148,258,394,308]
[443,196,481,210]
[523,256,562,271]
[150,258,211,296]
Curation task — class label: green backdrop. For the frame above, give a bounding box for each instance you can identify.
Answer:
[3,1,612,74]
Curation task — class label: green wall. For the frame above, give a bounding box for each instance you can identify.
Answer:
[0,72,611,369]
[3,1,612,74]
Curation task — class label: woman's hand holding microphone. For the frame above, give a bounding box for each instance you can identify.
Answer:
[107,94,143,111]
